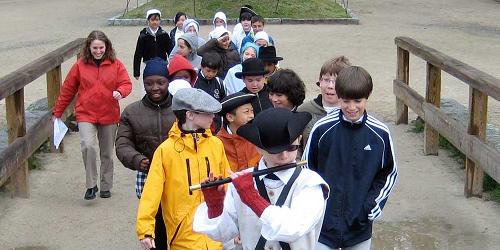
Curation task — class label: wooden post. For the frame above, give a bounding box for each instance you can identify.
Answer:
[395,47,410,124]
[464,87,488,197]
[5,89,29,198]
[47,65,63,153]
[424,63,441,155]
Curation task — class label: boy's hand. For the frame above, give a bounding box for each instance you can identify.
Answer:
[140,237,155,250]
[231,171,270,217]
[139,159,150,171]
[201,172,226,218]
[112,90,123,100]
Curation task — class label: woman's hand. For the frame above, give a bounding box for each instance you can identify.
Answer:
[112,90,123,100]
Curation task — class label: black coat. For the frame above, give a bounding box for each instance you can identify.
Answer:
[133,27,174,77]
[241,86,273,115]
[197,38,241,79]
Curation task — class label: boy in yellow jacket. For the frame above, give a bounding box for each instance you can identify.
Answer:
[136,88,229,250]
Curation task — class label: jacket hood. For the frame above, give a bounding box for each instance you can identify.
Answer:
[183,19,200,34]
[168,54,197,86]
[168,121,213,152]
[213,12,227,29]
[179,33,199,60]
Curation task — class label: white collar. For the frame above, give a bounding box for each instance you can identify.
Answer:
[257,158,296,183]
[342,114,364,124]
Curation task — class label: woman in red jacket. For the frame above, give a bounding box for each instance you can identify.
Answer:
[53,30,132,200]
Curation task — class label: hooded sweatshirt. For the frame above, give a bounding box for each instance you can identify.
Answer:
[169,33,202,71]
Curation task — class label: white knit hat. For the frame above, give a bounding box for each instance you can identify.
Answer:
[254,31,270,44]
[168,79,192,96]
[146,9,161,19]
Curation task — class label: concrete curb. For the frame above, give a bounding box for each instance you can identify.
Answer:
[108,9,359,26]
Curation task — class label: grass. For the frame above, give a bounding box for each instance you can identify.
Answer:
[408,117,500,203]
[28,141,50,170]
[122,0,350,19]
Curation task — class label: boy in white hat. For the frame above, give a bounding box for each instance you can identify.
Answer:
[133,9,174,80]
[136,88,230,250]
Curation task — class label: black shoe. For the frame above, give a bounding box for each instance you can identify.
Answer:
[84,186,98,200]
[100,190,111,198]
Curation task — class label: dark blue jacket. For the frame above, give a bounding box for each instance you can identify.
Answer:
[303,109,398,248]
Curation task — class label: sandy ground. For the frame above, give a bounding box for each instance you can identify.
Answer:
[1,0,500,249]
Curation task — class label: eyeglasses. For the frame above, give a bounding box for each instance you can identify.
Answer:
[320,78,336,84]
[285,144,300,152]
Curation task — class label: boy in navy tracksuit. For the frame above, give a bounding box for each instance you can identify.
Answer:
[303,66,398,250]
[194,52,226,133]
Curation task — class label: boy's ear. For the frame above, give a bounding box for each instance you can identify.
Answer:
[226,113,234,123]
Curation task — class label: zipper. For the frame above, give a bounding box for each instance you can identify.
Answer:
[169,217,184,247]
[157,104,161,141]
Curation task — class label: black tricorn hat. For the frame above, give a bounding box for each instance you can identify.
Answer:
[258,46,283,63]
[219,92,256,116]
[235,58,266,79]
[237,108,312,154]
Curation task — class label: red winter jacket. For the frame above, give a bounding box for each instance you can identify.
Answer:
[53,58,132,125]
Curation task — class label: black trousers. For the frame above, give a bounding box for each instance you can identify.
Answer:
[154,204,168,250]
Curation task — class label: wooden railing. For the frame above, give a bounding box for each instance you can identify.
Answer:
[0,38,85,198]
[394,36,500,197]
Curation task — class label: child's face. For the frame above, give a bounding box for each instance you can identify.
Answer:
[172,70,192,84]
[242,48,256,61]
[148,16,160,30]
[339,98,367,122]
[226,103,254,129]
[269,92,293,110]
[251,21,264,33]
[217,35,230,50]
[319,73,338,107]
[242,20,252,32]
[243,75,265,93]
[201,67,218,80]
[259,138,300,167]
[255,39,268,47]
[177,39,192,57]
[176,15,186,29]
[187,25,197,34]
[90,39,106,60]
[214,18,225,27]
[188,111,215,129]
[144,75,169,102]
[263,62,276,75]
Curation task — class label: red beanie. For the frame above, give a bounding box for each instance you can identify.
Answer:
[168,55,197,86]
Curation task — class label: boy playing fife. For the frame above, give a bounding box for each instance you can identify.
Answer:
[136,88,230,250]
[303,66,398,250]
[194,108,329,249]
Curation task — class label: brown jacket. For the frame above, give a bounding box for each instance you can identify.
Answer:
[115,95,176,171]
[216,126,261,171]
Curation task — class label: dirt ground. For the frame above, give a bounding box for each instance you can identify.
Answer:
[1,0,500,249]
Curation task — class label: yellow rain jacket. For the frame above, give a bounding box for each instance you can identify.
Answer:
[136,122,229,250]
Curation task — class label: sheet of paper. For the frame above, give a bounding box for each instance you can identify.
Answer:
[53,118,68,149]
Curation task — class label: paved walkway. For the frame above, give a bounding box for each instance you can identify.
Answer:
[1,0,500,249]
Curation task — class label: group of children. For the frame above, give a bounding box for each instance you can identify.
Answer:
[53,4,398,250]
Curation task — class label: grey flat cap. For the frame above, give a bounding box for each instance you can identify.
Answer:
[172,88,222,113]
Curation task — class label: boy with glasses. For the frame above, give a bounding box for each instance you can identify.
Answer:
[194,108,329,249]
